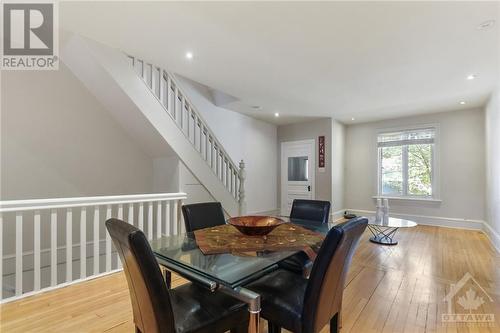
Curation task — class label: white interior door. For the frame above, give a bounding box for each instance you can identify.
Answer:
[281,140,315,216]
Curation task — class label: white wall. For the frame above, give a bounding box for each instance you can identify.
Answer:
[176,77,278,214]
[331,120,346,214]
[278,119,332,204]
[152,156,180,193]
[178,162,216,205]
[485,90,500,249]
[344,108,486,224]
[1,63,155,200]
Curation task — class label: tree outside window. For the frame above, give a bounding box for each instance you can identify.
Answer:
[378,128,435,198]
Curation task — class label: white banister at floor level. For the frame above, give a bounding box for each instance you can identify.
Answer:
[0,192,187,303]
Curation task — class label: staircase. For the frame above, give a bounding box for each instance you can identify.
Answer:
[126,55,246,215]
[61,35,245,216]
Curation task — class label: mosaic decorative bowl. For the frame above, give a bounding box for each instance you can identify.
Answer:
[228,216,286,236]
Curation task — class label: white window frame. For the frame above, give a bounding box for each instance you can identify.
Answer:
[375,124,440,201]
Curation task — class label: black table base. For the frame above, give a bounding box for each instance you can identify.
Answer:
[367,224,399,245]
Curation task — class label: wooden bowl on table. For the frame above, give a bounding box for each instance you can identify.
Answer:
[228,216,286,236]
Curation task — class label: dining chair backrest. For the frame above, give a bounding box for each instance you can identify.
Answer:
[290,199,331,224]
[181,202,226,232]
[302,217,368,333]
[105,218,176,333]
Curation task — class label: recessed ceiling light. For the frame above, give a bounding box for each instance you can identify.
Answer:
[477,20,495,30]
[274,112,280,117]
[460,101,466,105]
[467,74,477,80]
[351,117,355,121]
[185,52,193,59]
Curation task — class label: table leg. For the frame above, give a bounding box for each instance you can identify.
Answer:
[248,309,260,333]
[219,286,261,333]
[368,225,399,245]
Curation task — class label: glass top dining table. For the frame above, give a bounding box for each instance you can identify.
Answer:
[149,217,335,333]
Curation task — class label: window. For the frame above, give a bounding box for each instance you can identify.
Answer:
[377,127,437,198]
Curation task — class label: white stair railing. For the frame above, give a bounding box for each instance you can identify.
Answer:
[127,56,246,215]
[0,192,187,303]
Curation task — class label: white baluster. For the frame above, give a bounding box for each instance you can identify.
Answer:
[156,201,162,239]
[159,70,165,105]
[230,166,234,194]
[167,76,172,114]
[204,128,209,161]
[215,147,220,178]
[225,160,229,188]
[50,209,57,286]
[15,212,22,296]
[152,66,158,96]
[34,210,40,291]
[138,202,144,230]
[165,201,171,236]
[181,95,186,132]
[80,207,86,279]
[134,59,141,76]
[147,202,153,240]
[210,138,215,170]
[118,204,123,219]
[93,206,99,275]
[147,63,153,88]
[239,160,247,215]
[173,201,178,235]
[66,208,73,282]
[178,199,184,234]
[105,205,112,272]
[117,205,123,269]
[174,85,179,122]
[197,120,202,152]
[128,203,134,226]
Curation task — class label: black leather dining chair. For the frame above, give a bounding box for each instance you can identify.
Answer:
[181,202,226,232]
[247,217,368,333]
[290,199,331,223]
[105,218,248,333]
[279,199,331,274]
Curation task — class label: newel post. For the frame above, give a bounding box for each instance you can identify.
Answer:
[238,160,247,216]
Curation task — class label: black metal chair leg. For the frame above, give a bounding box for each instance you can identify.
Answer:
[330,313,339,333]
[160,265,172,289]
[268,321,281,333]
[164,269,172,289]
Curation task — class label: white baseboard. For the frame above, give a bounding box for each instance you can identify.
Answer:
[342,208,499,253]
[331,209,346,222]
[482,222,500,253]
[346,208,485,230]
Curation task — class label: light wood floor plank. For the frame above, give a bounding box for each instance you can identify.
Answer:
[1,225,499,332]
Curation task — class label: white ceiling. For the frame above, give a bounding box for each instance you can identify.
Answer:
[60,1,499,125]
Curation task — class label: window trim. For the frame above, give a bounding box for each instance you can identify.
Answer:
[376,124,440,200]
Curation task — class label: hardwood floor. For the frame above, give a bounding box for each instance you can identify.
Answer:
[1,225,499,332]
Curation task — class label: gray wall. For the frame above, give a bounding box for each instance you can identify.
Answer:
[1,63,155,200]
[278,119,332,204]
[331,120,346,213]
[485,90,500,236]
[344,108,486,221]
